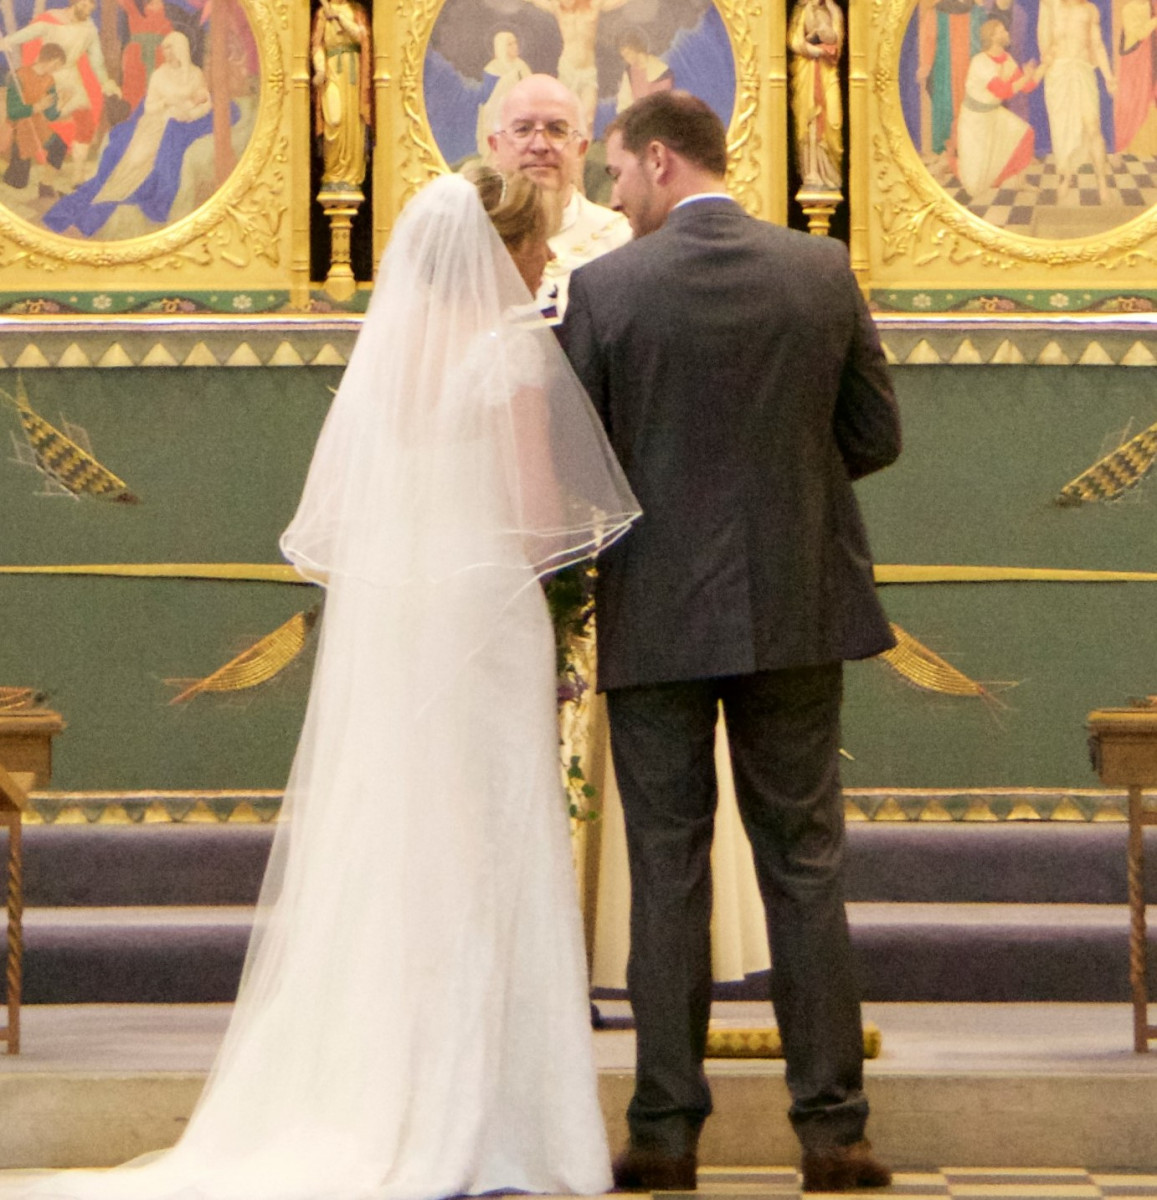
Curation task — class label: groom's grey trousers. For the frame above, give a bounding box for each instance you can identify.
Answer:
[606,662,869,1155]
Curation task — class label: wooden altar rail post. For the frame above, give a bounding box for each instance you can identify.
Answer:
[0,710,65,1055]
[1087,707,1157,1053]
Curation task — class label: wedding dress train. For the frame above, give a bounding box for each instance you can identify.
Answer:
[4,173,638,1200]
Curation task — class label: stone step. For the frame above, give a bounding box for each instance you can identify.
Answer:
[2,1002,1155,1172]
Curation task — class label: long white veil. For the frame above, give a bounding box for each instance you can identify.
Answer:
[281,171,638,590]
[7,175,636,1200]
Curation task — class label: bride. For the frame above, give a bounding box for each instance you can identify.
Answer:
[5,170,639,1200]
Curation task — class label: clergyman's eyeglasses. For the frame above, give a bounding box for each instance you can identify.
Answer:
[498,119,579,147]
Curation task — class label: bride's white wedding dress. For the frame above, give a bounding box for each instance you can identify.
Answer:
[4,175,639,1200]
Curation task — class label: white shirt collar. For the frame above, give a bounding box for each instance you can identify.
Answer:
[673,192,733,210]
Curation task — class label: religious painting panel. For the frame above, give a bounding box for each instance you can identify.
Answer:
[375,0,786,245]
[0,0,308,313]
[860,0,1157,313]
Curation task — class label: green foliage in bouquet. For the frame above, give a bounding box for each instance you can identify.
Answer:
[544,563,600,821]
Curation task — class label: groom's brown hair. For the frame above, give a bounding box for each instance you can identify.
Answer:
[606,91,728,178]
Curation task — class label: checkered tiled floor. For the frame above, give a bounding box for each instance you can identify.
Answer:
[672,1167,1157,1198]
[932,152,1157,231]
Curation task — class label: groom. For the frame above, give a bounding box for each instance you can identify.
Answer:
[560,92,901,1193]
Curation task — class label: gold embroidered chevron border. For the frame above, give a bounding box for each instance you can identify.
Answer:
[16,788,1137,825]
[875,317,1157,367]
[1,317,1156,368]
[0,319,359,370]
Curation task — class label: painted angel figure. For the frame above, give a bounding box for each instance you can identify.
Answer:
[788,0,845,191]
[311,0,372,191]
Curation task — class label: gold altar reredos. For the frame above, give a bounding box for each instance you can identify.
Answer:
[0,0,786,305]
[0,0,304,297]
[862,0,1157,294]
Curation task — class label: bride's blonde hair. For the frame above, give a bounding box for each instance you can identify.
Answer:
[461,164,553,250]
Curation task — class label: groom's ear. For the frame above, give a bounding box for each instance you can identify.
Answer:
[646,140,672,183]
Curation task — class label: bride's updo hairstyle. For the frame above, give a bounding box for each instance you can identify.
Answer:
[462,163,549,253]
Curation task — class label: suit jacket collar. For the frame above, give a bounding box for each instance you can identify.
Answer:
[663,196,744,229]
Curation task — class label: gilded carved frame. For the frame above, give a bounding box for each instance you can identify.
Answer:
[373,0,788,262]
[856,0,1157,314]
[0,0,310,311]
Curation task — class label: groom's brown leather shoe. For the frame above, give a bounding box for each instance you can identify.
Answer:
[801,1139,892,1192]
[612,1146,698,1191]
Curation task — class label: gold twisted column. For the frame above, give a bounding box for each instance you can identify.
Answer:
[0,715,61,1056]
[1128,785,1149,1053]
[4,811,21,1055]
[1085,708,1157,1053]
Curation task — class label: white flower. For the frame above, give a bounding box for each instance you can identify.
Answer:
[912,293,932,310]
[1049,293,1070,309]
[232,294,253,311]
[92,294,113,310]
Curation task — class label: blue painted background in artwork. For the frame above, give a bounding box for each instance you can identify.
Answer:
[592,7,737,139]
[424,50,487,167]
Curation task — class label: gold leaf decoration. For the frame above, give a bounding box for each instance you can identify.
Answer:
[1054,420,1157,506]
[1,378,138,503]
[880,623,987,698]
[168,607,320,705]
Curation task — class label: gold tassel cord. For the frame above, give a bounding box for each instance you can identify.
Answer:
[168,607,320,705]
[0,379,139,504]
[1054,419,1157,506]
[880,623,988,698]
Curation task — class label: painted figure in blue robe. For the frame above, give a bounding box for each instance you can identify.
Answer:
[44,31,238,237]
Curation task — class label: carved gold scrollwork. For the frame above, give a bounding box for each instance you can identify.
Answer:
[713,0,762,217]
[0,0,288,273]
[872,0,1157,273]
[396,0,453,204]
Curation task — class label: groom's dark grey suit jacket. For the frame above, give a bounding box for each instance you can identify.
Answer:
[560,197,901,692]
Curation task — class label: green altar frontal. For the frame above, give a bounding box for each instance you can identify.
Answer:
[0,318,1155,824]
